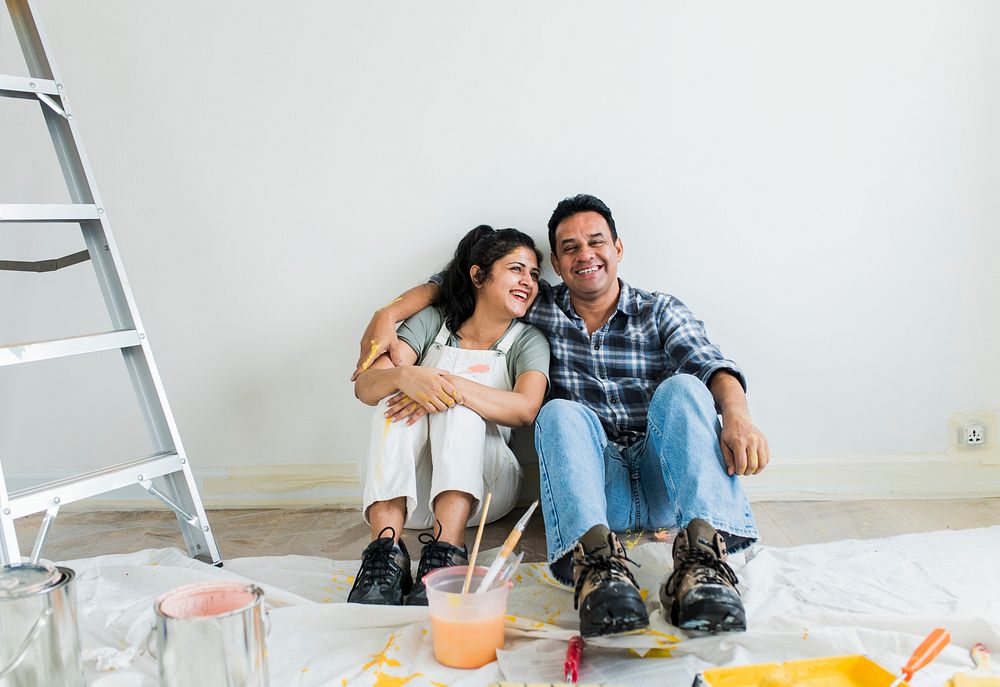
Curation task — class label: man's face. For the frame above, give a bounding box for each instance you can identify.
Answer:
[550,211,623,299]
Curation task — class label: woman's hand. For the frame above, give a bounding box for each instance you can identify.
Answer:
[384,393,429,425]
[385,367,463,422]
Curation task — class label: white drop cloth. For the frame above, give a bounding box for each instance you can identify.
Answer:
[67,526,1000,686]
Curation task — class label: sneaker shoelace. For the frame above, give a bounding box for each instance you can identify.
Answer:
[416,528,461,580]
[665,547,740,597]
[573,545,642,608]
[356,526,399,589]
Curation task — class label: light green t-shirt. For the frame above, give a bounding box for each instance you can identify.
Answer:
[396,306,550,387]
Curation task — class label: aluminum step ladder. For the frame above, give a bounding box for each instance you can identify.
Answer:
[0,0,221,566]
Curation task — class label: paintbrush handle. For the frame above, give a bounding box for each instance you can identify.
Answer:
[899,627,950,683]
[462,492,492,594]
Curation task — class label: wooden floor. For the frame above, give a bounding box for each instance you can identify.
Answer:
[11,498,1000,563]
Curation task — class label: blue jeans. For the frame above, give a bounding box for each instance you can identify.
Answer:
[535,374,759,584]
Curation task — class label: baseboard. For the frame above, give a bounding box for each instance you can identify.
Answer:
[4,454,999,512]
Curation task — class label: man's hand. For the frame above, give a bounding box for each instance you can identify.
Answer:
[352,310,406,381]
[720,412,770,476]
[383,367,463,424]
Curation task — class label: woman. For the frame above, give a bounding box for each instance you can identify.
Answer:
[350,226,550,606]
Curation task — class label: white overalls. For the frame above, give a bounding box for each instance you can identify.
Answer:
[360,321,526,529]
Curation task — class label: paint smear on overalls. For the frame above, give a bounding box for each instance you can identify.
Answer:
[464,363,490,374]
[376,418,391,484]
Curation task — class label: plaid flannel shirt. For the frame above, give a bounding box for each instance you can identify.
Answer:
[429,275,745,447]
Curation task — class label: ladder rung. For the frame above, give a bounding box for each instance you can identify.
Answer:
[8,452,182,518]
[0,74,60,99]
[0,204,100,223]
[0,330,141,367]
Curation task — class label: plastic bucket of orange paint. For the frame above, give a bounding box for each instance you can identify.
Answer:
[151,581,269,687]
[425,566,509,669]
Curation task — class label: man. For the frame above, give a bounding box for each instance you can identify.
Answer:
[352,194,769,638]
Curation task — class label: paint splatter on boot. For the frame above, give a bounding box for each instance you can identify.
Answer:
[659,518,746,633]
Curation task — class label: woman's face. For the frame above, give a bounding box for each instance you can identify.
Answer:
[473,246,540,319]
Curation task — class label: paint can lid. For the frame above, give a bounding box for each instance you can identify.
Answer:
[0,561,61,599]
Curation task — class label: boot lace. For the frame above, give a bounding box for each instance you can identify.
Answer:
[664,547,740,596]
[355,526,398,589]
[573,545,641,609]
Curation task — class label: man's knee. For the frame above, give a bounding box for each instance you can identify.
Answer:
[535,398,591,431]
[534,399,602,465]
[654,373,713,406]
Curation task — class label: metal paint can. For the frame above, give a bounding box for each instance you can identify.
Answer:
[152,580,269,687]
[0,562,84,687]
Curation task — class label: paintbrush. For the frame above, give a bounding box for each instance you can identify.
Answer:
[475,500,538,594]
[889,627,951,687]
[462,492,491,594]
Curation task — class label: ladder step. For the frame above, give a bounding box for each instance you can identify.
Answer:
[0,204,101,223]
[8,452,183,519]
[0,73,60,99]
[0,330,141,367]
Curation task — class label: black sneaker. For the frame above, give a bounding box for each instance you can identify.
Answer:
[406,530,468,606]
[572,532,649,638]
[658,518,745,633]
[347,526,413,605]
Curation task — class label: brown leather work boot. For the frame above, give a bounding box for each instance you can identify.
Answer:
[659,518,745,633]
[572,530,649,638]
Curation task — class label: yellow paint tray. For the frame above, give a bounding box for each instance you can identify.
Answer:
[695,654,906,686]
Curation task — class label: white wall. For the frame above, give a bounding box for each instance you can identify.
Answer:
[2,1,998,505]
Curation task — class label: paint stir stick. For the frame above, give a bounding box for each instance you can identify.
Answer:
[889,627,951,687]
[462,492,491,594]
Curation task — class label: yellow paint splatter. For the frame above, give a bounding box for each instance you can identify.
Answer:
[623,530,643,550]
[430,683,448,687]
[639,588,649,601]
[644,628,682,645]
[383,296,404,308]
[363,635,402,672]
[630,647,674,658]
[505,614,518,623]
[372,673,421,687]
[301,667,309,672]
[359,634,424,687]
[341,679,347,686]
[322,597,332,603]
[375,417,391,484]
[360,339,380,372]
[346,575,355,585]
[802,629,809,640]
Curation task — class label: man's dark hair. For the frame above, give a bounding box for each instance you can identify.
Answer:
[547,194,618,254]
[435,225,542,335]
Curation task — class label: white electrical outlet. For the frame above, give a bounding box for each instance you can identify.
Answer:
[964,423,986,445]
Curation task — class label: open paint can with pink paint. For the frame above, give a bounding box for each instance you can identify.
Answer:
[151,580,269,687]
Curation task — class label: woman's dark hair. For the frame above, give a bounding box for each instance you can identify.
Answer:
[547,193,618,253]
[436,225,542,335]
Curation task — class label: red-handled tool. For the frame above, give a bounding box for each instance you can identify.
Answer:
[564,635,585,683]
[888,627,951,687]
